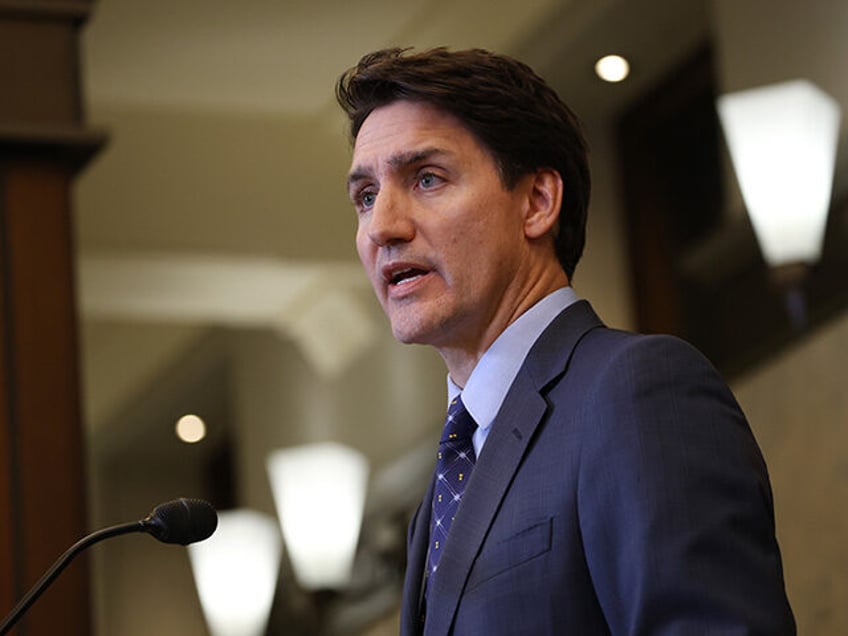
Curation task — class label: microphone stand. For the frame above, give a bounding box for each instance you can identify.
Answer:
[1,498,216,634]
[0,521,144,635]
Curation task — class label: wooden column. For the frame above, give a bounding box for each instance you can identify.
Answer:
[0,1,106,634]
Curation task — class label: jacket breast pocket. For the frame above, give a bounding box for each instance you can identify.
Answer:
[466,517,553,591]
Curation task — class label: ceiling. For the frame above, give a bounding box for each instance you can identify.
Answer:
[81,0,566,116]
[80,0,718,133]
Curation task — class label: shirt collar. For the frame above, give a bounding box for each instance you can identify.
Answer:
[447,287,579,436]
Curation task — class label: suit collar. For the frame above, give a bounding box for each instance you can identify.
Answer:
[523,299,604,389]
[421,300,604,634]
[457,287,581,440]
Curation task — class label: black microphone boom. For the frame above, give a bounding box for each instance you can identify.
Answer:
[0,498,217,635]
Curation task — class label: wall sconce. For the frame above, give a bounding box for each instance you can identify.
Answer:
[267,442,369,591]
[188,509,282,636]
[717,79,842,326]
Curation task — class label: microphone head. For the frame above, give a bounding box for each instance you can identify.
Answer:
[142,498,218,545]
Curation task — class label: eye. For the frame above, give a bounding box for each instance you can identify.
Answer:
[355,189,377,211]
[419,173,438,188]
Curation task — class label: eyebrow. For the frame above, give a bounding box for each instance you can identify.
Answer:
[347,147,449,191]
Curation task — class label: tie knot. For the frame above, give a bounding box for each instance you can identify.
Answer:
[441,397,477,443]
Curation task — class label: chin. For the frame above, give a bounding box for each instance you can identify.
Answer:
[390,325,429,345]
[388,315,439,346]
[386,299,457,346]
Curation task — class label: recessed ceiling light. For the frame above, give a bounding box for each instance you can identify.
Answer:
[176,414,207,443]
[595,54,630,83]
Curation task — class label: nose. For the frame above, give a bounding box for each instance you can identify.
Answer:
[365,186,415,247]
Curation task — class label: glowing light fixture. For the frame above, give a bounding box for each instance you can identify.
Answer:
[175,414,206,443]
[717,79,841,268]
[267,442,368,590]
[595,54,630,82]
[188,509,282,636]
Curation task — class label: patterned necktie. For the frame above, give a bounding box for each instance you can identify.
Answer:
[428,396,477,579]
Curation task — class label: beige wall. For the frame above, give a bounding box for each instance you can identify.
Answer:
[732,312,848,635]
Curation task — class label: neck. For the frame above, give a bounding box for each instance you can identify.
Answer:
[439,266,569,387]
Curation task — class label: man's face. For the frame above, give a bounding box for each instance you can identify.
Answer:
[348,100,536,355]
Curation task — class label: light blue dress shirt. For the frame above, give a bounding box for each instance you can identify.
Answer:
[447,286,580,458]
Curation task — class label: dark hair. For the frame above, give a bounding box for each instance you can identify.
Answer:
[335,47,590,279]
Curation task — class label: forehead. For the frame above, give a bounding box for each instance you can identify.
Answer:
[350,100,485,171]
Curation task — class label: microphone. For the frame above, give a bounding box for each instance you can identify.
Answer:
[0,498,217,635]
[141,498,218,545]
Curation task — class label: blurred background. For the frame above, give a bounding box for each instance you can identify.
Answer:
[2,0,847,634]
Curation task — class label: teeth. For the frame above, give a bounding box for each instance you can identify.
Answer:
[392,268,424,285]
[397,273,423,285]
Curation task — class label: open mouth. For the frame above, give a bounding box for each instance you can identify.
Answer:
[390,267,429,286]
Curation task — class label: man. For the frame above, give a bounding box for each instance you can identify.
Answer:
[337,48,795,635]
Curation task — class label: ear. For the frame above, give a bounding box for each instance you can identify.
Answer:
[523,168,563,239]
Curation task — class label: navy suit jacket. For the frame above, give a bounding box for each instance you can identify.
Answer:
[401,300,795,635]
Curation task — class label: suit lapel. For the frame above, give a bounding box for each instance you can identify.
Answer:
[423,300,604,634]
[424,371,548,635]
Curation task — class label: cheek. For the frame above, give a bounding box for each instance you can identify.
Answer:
[355,230,385,295]
[355,226,371,263]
